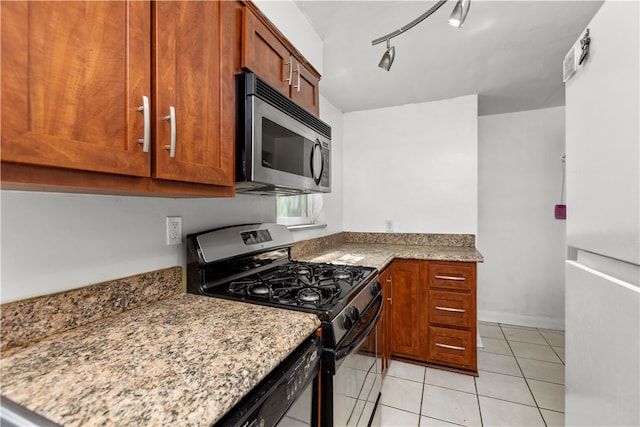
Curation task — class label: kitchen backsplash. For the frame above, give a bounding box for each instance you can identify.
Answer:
[0,267,182,352]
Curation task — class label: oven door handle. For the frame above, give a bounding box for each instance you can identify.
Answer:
[334,295,383,362]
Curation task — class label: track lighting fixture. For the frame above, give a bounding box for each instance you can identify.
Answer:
[378,39,395,71]
[372,0,470,70]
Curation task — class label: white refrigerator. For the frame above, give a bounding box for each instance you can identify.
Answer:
[564,1,640,426]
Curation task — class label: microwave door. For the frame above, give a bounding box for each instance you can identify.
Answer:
[252,97,327,192]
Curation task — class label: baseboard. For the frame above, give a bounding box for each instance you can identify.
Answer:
[478,310,565,331]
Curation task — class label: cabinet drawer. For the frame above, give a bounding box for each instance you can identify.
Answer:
[428,326,475,370]
[428,262,474,291]
[429,291,473,328]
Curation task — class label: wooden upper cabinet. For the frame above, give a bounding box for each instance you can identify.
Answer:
[241,5,320,116]
[1,0,235,196]
[153,1,234,186]
[1,1,151,177]
[290,61,320,116]
[241,7,290,95]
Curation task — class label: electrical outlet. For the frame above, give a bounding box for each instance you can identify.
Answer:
[166,216,182,245]
[385,220,394,233]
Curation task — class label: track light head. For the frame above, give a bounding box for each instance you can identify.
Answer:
[448,0,470,28]
[378,40,395,71]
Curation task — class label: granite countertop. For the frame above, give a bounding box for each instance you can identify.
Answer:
[296,242,484,270]
[0,293,320,426]
[291,232,484,270]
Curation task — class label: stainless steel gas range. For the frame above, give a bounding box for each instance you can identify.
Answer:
[186,223,382,427]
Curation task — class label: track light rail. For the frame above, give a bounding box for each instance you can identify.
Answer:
[371,0,448,46]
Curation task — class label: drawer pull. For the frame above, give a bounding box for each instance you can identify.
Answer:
[435,343,465,351]
[435,306,465,313]
[434,275,465,281]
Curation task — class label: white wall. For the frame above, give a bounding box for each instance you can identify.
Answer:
[342,95,478,234]
[0,192,273,303]
[477,107,566,329]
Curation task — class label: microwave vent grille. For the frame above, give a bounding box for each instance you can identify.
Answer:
[254,77,331,139]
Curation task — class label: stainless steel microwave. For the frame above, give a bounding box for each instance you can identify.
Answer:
[236,73,331,195]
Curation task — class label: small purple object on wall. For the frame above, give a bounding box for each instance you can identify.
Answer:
[555,204,566,220]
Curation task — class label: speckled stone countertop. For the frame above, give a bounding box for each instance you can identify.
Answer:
[1,294,320,426]
[292,232,484,269]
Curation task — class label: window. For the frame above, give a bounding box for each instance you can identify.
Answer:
[277,194,323,226]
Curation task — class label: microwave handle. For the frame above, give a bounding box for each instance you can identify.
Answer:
[310,140,324,185]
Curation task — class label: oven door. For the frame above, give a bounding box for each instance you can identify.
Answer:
[327,295,383,427]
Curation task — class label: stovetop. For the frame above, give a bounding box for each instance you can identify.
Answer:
[186,223,380,331]
[200,261,377,322]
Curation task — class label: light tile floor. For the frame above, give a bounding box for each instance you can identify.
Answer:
[380,322,565,426]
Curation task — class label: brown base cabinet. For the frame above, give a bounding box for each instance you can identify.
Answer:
[390,260,426,361]
[380,265,392,375]
[386,259,478,375]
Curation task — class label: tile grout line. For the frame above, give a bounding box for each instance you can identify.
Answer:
[418,366,427,427]
[499,323,550,427]
[421,368,469,427]
[474,372,484,427]
[537,327,566,366]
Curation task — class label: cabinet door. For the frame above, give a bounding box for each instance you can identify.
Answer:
[380,266,393,374]
[241,7,290,95]
[290,60,320,116]
[1,1,151,177]
[390,260,425,360]
[153,1,234,186]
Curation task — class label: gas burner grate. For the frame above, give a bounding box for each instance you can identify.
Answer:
[226,263,355,308]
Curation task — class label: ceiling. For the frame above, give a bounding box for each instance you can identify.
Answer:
[293,0,604,115]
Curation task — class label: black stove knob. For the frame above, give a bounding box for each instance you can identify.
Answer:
[342,314,353,330]
[370,282,381,295]
[349,307,360,322]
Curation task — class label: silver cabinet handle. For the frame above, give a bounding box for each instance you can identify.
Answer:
[136,95,150,153]
[293,63,300,92]
[285,57,293,85]
[434,275,465,281]
[435,343,465,351]
[435,306,466,313]
[164,106,176,158]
